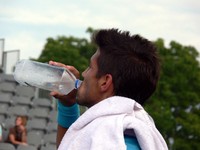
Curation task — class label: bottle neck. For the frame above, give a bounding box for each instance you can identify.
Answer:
[75,79,82,89]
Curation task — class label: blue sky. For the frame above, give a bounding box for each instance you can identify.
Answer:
[0,0,200,60]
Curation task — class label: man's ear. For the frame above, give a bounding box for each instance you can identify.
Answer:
[99,74,113,92]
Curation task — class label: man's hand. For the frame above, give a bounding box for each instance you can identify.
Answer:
[49,61,80,106]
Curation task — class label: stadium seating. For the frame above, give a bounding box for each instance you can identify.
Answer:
[0,74,16,82]
[0,104,9,117]
[16,145,37,150]
[0,115,5,122]
[43,132,57,146]
[0,73,59,149]
[15,85,35,98]
[0,93,12,106]
[28,108,49,121]
[11,96,32,108]
[3,117,16,129]
[7,105,28,117]
[0,82,16,94]
[40,145,57,150]
[48,110,57,122]
[26,118,47,135]
[0,143,16,150]
[27,131,43,148]
[46,121,57,133]
[32,98,53,111]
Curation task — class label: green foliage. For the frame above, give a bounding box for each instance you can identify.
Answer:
[145,38,200,149]
[37,28,96,74]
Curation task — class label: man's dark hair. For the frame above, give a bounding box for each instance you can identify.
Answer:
[92,28,160,105]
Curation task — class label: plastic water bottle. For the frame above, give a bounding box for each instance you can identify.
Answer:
[13,59,82,95]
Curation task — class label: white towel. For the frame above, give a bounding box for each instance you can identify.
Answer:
[58,96,168,150]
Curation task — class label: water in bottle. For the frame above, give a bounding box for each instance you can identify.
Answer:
[13,59,82,95]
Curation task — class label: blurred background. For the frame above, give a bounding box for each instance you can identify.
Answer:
[0,0,199,150]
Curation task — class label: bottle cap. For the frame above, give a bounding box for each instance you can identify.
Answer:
[75,79,82,89]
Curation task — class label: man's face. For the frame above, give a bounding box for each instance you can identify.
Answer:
[76,49,102,107]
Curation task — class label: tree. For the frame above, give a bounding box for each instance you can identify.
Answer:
[37,28,96,74]
[145,38,200,149]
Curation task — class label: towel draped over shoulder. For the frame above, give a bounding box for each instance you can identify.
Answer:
[58,96,168,150]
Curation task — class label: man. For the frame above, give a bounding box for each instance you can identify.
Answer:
[50,29,168,150]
